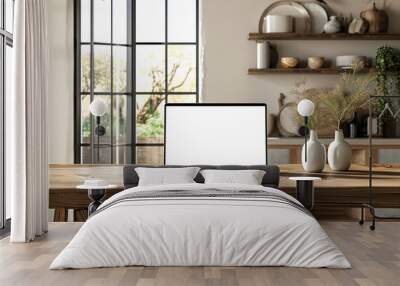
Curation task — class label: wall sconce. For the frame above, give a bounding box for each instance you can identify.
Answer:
[297,99,315,162]
[90,99,107,163]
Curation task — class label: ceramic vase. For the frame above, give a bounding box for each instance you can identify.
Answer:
[323,16,342,33]
[256,41,270,69]
[328,130,352,171]
[301,130,326,173]
[360,2,389,33]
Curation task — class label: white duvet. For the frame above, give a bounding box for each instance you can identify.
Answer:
[50,183,351,269]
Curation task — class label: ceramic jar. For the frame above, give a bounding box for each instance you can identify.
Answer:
[257,41,271,69]
[328,130,352,171]
[348,17,369,34]
[360,2,389,33]
[301,130,326,173]
[323,16,342,34]
[265,15,293,33]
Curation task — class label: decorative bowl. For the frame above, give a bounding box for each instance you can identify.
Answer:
[280,57,299,68]
[308,57,325,69]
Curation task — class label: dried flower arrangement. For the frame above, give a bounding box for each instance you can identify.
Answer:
[291,63,376,131]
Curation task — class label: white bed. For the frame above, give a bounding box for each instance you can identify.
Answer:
[50,183,351,269]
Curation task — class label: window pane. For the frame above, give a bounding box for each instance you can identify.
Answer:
[113,46,131,93]
[168,94,196,103]
[93,0,111,43]
[5,0,14,33]
[113,146,133,164]
[136,0,165,42]
[81,0,91,42]
[113,95,132,145]
[136,146,164,165]
[94,45,111,92]
[168,0,196,42]
[81,94,91,144]
[136,45,165,92]
[113,0,130,44]
[97,146,112,164]
[136,94,165,144]
[168,45,196,92]
[81,45,91,92]
[93,95,112,145]
[81,146,92,163]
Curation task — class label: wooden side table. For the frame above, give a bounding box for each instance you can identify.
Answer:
[289,177,321,211]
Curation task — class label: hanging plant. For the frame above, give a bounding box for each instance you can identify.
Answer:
[376,46,400,96]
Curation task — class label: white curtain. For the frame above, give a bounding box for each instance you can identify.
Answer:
[9,0,49,242]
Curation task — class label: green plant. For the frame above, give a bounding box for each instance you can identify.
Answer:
[137,112,164,138]
[376,46,400,97]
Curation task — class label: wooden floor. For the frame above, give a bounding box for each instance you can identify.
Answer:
[0,222,399,286]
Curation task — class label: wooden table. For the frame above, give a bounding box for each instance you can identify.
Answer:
[268,137,400,165]
[279,164,400,220]
[49,165,124,221]
[49,164,400,221]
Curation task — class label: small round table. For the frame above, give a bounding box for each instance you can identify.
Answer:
[289,177,321,211]
[77,184,118,215]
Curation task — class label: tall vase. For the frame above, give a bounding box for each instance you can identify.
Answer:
[328,130,352,171]
[301,130,326,173]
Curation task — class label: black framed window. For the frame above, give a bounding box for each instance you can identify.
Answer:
[75,0,199,164]
[1,0,14,231]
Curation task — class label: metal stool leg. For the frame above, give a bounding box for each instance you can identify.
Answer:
[359,207,364,225]
[369,206,376,231]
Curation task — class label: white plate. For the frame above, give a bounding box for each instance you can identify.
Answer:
[303,2,329,34]
[278,103,301,137]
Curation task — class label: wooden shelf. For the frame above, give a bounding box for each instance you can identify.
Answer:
[248,67,375,75]
[248,33,400,41]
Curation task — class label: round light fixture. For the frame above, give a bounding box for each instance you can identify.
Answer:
[89,99,107,117]
[297,99,315,117]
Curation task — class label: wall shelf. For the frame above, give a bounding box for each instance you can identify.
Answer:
[248,68,374,75]
[248,33,400,41]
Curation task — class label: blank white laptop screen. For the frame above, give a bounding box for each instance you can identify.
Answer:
[165,104,267,165]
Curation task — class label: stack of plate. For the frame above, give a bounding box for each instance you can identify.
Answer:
[336,55,367,69]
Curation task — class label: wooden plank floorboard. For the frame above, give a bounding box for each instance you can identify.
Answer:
[0,222,399,286]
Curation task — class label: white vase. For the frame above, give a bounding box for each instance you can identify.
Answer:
[323,16,342,33]
[328,130,352,171]
[301,130,326,173]
[256,41,270,69]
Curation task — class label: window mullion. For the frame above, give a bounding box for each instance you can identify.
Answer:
[165,0,168,105]
[132,0,136,163]
[90,0,95,163]
[196,0,199,103]
[110,0,114,163]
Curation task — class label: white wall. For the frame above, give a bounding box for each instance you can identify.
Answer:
[201,0,400,164]
[202,0,400,112]
[47,0,400,164]
[47,0,74,163]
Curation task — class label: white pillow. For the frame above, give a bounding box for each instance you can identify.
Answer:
[135,167,201,186]
[200,169,266,185]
